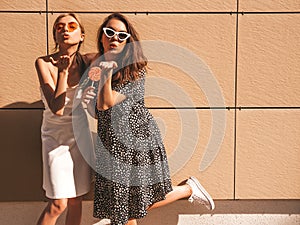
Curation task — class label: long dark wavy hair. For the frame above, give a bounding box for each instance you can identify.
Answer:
[97,13,148,86]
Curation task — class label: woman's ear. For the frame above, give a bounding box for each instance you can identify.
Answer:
[80,33,85,42]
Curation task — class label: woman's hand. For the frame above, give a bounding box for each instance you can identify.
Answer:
[96,61,118,110]
[99,61,118,77]
[50,55,72,72]
[82,86,96,105]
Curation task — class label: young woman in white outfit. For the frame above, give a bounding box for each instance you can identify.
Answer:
[35,13,96,225]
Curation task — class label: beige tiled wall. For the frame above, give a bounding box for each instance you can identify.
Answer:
[0,0,45,11]
[0,0,299,201]
[238,14,300,107]
[236,110,300,199]
[0,13,46,108]
[149,109,235,199]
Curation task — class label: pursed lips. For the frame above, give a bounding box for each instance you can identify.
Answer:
[62,33,70,39]
[109,43,118,49]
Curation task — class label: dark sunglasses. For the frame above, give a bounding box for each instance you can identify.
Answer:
[103,27,131,42]
[55,22,79,32]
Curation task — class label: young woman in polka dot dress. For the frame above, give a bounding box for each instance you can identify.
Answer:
[84,13,215,225]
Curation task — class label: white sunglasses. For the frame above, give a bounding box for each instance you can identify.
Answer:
[103,27,131,42]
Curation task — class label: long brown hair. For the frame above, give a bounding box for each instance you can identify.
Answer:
[52,13,85,52]
[97,13,147,85]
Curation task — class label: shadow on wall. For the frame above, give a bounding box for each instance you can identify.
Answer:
[0,100,45,201]
[2,100,44,109]
[0,100,95,201]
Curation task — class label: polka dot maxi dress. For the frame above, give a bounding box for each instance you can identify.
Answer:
[93,69,173,225]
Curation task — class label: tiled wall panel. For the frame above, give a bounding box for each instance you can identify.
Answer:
[134,14,236,108]
[236,110,300,199]
[0,0,45,11]
[0,13,46,108]
[149,109,234,199]
[238,14,300,107]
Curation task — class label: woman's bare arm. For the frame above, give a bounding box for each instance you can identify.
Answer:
[96,61,126,111]
[35,55,71,115]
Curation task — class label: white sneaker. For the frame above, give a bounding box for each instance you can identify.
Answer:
[186,176,215,210]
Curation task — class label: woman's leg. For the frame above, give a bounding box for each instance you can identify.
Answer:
[127,178,214,224]
[36,198,68,225]
[148,185,191,210]
[124,186,191,224]
[149,177,215,211]
[65,196,83,225]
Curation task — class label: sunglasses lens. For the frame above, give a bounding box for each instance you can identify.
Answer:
[118,33,129,41]
[104,28,115,37]
[55,23,64,32]
[68,22,78,32]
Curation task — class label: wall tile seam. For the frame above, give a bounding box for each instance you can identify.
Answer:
[1,107,300,111]
[1,11,300,15]
[148,107,300,110]
[0,108,44,111]
[0,11,234,15]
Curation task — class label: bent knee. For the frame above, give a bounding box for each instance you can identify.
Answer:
[50,199,68,215]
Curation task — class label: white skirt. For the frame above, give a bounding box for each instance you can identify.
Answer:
[41,116,93,199]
